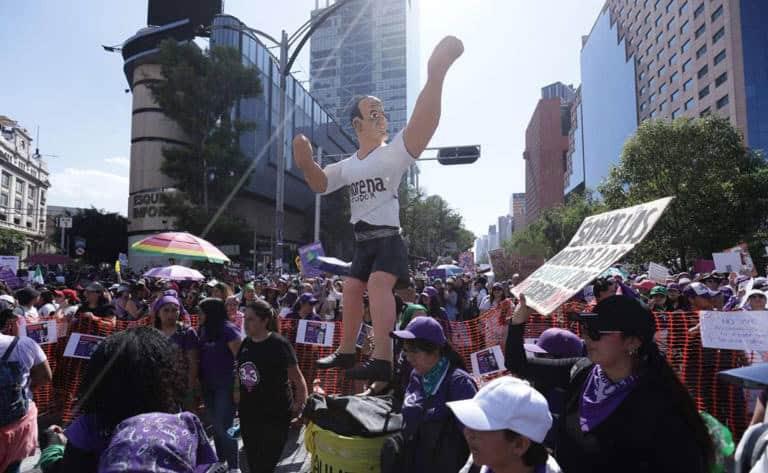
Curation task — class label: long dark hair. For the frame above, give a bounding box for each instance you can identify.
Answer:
[199,298,228,341]
[245,299,278,333]
[77,326,184,433]
[636,339,714,467]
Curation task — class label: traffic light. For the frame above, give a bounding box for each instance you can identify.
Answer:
[437,145,481,165]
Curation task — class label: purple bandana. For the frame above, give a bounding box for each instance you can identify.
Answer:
[97,412,218,473]
[579,365,638,432]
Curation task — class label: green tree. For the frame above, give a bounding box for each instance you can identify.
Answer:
[51,208,128,265]
[0,228,26,255]
[146,39,262,243]
[504,191,605,258]
[599,116,768,271]
[400,185,475,261]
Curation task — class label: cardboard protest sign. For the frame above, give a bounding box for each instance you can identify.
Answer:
[63,333,105,359]
[700,311,768,351]
[488,249,513,281]
[470,345,506,377]
[648,262,671,283]
[724,243,757,276]
[298,242,325,278]
[712,252,743,274]
[511,197,673,315]
[296,320,335,347]
[19,320,58,345]
[458,251,475,274]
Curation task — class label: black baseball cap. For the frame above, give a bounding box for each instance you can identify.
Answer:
[578,295,655,342]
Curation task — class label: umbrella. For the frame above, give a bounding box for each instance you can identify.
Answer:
[131,232,230,264]
[437,264,464,277]
[143,265,206,281]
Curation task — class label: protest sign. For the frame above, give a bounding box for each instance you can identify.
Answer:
[63,333,105,359]
[712,252,743,274]
[458,251,475,274]
[693,259,716,274]
[470,345,506,377]
[700,311,768,352]
[355,323,373,349]
[298,242,325,278]
[0,256,19,274]
[648,262,671,283]
[0,266,23,289]
[296,320,335,347]
[19,320,58,345]
[511,197,673,315]
[427,268,447,280]
[724,243,757,276]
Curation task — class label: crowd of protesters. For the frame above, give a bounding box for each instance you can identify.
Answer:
[0,261,766,472]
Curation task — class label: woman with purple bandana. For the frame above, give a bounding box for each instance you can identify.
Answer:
[511,294,714,472]
[196,298,242,472]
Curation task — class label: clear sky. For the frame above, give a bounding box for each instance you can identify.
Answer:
[0,0,605,237]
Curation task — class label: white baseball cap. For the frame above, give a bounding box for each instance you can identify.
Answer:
[447,376,552,444]
[0,294,15,304]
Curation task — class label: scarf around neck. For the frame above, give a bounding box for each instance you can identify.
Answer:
[579,365,639,432]
[422,356,450,397]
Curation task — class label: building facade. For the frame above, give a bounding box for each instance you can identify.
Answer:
[524,84,575,224]
[511,192,526,231]
[0,116,50,259]
[488,224,498,252]
[497,215,513,245]
[475,234,488,263]
[309,0,419,139]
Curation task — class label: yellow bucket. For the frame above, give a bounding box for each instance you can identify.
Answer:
[304,422,389,473]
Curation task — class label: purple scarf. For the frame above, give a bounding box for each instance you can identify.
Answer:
[579,365,638,432]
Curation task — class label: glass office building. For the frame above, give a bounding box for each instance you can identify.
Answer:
[740,0,768,155]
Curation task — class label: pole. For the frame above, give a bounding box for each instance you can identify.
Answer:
[60,226,66,255]
[313,146,323,242]
[274,30,289,274]
[252,227,258,275]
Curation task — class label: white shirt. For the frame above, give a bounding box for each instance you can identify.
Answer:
[39,302,58,317]
[0,333,47,399]
[323,130,414,227]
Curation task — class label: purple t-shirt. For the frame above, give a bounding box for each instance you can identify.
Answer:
[402,367,477,438]
[198,321,241,388]
[169,326,199,352]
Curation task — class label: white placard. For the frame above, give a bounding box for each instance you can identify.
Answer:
[19,320,58,345]
[355,323,373,349]
[63,332,105,359]
[700,311,768,351]
[648,262,671,283]
[0,256,19,274]
[470,345,506,377]
[712,252,744,274]
[296,320,335,347]
[511,197,673,315]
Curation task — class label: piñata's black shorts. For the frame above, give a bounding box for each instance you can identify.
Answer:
[350,233,410,289]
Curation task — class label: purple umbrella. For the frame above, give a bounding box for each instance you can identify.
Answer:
[143,265,205,282]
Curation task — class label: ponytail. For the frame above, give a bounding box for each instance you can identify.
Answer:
[246,299,278,333]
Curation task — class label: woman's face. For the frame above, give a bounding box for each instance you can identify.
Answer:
[667,289,680,301]
[749,294,767,311]
[86,291,100,304]
[651,294,667,307]
[402,340,440,375]
[225,298,239,315]
[158,303,180,327]
[582,328,637,370]
[463,428,523,469]
[492,287,503,298]
[691,295,714,311]
[244,289,256,301]
[244,307,268,336]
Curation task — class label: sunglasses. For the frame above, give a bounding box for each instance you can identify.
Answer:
[579,321,622,341]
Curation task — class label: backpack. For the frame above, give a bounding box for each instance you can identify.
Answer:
[0,337,29,426]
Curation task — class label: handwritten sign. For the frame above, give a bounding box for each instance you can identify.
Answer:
[700,311,768,351]
[511,197,673,315]
[648,262,671,283]
[712,252,744,274]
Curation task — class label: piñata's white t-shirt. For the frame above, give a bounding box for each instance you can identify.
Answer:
[323,131,414,227]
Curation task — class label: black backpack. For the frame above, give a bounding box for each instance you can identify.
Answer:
[0,337,29,426]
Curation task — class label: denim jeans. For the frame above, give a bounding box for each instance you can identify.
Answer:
[202,384,238,468]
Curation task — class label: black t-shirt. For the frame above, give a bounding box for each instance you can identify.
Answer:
[236,333,297,419]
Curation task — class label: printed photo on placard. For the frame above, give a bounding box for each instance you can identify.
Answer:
[63,333,106,360]
[355,323,373,349]
[296,320,335,347]
[19,320,58,345]
[470,345,506,377]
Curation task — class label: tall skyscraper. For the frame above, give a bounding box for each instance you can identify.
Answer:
[542,81,576,102]
[524,84,574,224]
[498,215,513,245]
[488,224,498,251]
[511,193,526,231]
[309,0,420,139]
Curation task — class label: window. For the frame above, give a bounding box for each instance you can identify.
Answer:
[668,35,677,47]
[639,71,646,81]
[695,24,706,39]
[640,101,648,111]
[679,1,689,14]
[684,78,694,91]
[650,92,657,102]
[671,89,681,101]
[714,49,727,65]
[694,3,704,18]
[649,76,657,87]
[658,65,666,77]
[660,83,669,94]
[700,107,711,117]
[716,94,729,109]
[685,97,695,110]
[14,198,21,211]
[0,193,8,207]
[645,12,652,24]
[715,71,728,87]
[681,39,691,54]
[659,99,668,111]
[666,0,674,13]
[671,71,680,82]
[656,32,664,44]
[698,64,709,78]
[655,0,662,9]
[682,58,692,72]
[681,20,690,34]
[667,18,675,31]
[696,44,707,59]
[699,85,710,99]
[711,5,723,22]
[713,27,725,44]
[646,45,653,57]
[651,110,659,118]
[26,204,33,216]
[669,53,678,65]
[655,14,663,27]
[1,173,9,189]
[657,50,664,61]
[640,86,647,96]
[15,180,24,196]
[672,108,682,118]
